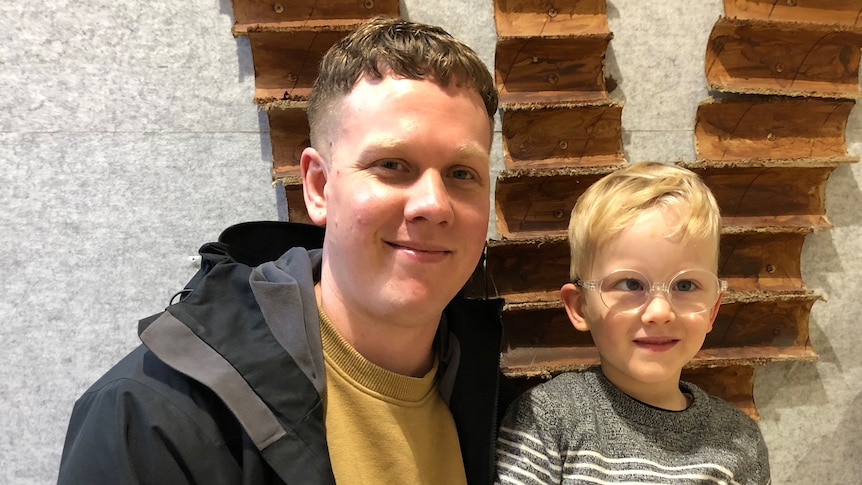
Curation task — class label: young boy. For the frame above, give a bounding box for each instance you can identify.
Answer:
[495,162,771,484]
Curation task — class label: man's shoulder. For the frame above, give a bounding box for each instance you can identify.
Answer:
[74,344,228,435]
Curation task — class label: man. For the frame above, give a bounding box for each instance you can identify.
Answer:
[59,16,512,484]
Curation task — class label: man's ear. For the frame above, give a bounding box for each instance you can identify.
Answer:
[560,283,590,332]
[300,147,328,225]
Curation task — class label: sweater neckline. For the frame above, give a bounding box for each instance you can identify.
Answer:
[587,368,710,432]
[318,308,438,403]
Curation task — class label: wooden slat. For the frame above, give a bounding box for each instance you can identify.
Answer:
[682,365,758,419]
[695,97,855,161]
[230,0,399,36]
[723,0,862,30]
[500,293,818,360]
[274,179,312,224]
[686,164,833,230]
[493,0,609,39]
[495,163,833,238]
[501,103,624,169]
[495,35,611,105]
[495,169,603,237]
[493,0,612,105]
[267,105,310,179]
[705,17,862,97]
[719,231,805,292]
[248,30,349,104]
[471,230,808,301]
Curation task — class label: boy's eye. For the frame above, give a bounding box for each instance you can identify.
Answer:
[613,278,645,292]
[673,279,697,292]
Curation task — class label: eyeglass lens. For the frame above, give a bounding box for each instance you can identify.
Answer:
[597,269,720,314]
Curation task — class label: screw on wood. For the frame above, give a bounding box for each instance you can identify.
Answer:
[548,8,558,18]
[774,62,785,73]
[364,0,374,9]
[787,0,797,6]
[553,209,565,219]
[766,264,776,273]
[286,73,298,82]
[766,132,776,141]
[548,74,559,85]
[558,140,568,150]
[273,3,284,13]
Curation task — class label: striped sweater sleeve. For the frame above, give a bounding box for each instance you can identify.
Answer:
[495,385,564,484]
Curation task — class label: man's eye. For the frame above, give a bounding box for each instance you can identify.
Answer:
[379,160,403,170]
[450,168,475,180]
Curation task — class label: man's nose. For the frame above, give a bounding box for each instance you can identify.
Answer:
[404,171,454,224]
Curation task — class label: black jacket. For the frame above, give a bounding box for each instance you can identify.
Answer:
[58,222,514,484]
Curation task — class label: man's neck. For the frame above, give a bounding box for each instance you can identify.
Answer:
[315,284,439,377]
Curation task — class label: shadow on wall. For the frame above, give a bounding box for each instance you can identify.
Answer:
[794,390,862,482]
[217,0,271,163]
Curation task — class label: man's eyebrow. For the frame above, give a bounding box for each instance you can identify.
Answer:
[457,144,491,163]
[357,137,490,162]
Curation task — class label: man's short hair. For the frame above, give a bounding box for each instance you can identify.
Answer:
[567,162,722,281]
[306,16,498,150]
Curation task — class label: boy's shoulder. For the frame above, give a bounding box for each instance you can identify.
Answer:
[529,368,599,400]
[507,369,604,420]
[682,380,764,433]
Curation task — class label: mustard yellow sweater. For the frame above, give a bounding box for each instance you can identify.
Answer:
[319,310,467,484]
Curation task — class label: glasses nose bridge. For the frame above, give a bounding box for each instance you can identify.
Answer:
[645,280,673,304]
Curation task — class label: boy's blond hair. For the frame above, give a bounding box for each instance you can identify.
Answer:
[568,162,721,281]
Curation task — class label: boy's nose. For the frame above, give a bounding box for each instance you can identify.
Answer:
[641,290,674,324]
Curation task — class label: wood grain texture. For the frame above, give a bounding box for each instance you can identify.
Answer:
[230,0,399,35]
[493,0,609,39]
[501,103,624,168]
[695,97,855,161]
[723,0,862,29]
[249,30,348,103]
[267,105,310,179]
[705,17,862,97]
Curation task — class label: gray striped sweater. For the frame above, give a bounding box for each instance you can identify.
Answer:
[495,368,770,485]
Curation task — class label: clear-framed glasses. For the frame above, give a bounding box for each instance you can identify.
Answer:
[574,269,727,315]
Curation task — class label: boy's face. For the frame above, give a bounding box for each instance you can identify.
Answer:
[561,206,721,399]
[302,74,492,326]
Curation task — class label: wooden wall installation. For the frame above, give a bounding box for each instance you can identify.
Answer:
[229,0,400,224]
[473,0,861,419]
[689,1,860,416]
[229,1,859,419]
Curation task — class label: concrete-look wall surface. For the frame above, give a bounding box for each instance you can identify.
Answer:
[2,0,860,483]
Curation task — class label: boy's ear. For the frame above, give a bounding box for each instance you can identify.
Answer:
[705,291,723,333]
[300,147,328,226]
[560,283,590,332]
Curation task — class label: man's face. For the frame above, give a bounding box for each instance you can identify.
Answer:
[306,74,492,326]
